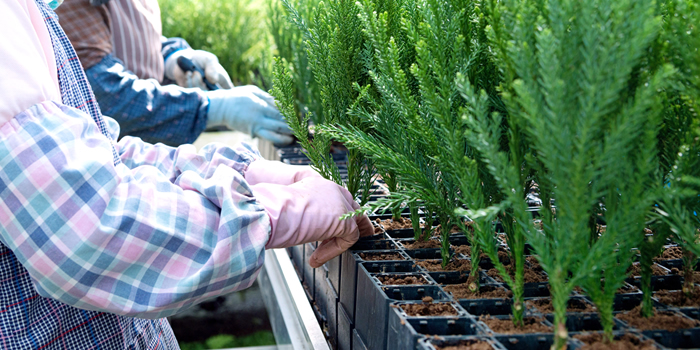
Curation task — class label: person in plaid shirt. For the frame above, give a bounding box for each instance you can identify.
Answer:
[0,0,373,349]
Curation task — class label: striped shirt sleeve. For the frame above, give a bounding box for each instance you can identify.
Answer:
[0,100,271,319]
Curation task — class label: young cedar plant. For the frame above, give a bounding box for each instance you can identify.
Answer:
[271,0,375,203]
[324,0,495,269]
[457,76,530,327]
[481,0,673,346]
[266,0,324,125]
[639,0,700,317]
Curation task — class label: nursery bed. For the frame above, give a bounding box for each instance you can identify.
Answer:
[276,144,700,350]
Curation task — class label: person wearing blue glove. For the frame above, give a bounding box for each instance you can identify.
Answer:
[55,0,294,147]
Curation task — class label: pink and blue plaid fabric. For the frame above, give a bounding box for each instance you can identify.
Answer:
[0,1,271,349]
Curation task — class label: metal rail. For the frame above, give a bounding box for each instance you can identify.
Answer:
[258,249,329,350]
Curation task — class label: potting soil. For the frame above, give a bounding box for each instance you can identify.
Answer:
[615,305,699,331]
[479,316,552,334]
[444,284,512,300]
[399,302,460,316]
[573,333,657,350]
[434,340,496,350]
[404,240,443,250]
[359,252,404,261]
[654,286,700,307]
[526,298,596,314]
[417,259,471,272]
[378,275,428,285]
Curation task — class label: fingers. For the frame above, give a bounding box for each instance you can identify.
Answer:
[309,232,358,268]
[257,116,293,135]
[255,129,295,146]
[186,71,208,90]
[205,64,233,90]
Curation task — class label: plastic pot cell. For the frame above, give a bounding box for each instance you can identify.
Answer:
[351,239,398,251]
[418,336,508,350]
[544,313,624,333]
[387,311,479,350]
[339,250,409,324]
[355,265,449,350]
[643,328,700,349]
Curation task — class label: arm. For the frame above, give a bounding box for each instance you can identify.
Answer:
[0,101,270,319]
[85,54,210,146]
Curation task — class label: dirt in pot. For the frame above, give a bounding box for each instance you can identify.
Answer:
[615,305,700,331]
[377,217,420,230]
[417,259,471,272]
[432,223,464,236]
[398,302,459,316]
[377,275,428,285]
[626,263,667,277]
[404,239,442,250]
[655,246,683,260]
[454,245,471,257]
[444,284,512,300]
[479,316,551,334]
[434,340,495,350]
[360,252,404,261]
[573,332,657,350]
[654,286,700,307]
[668,266,700,280]
[526,298,596,313]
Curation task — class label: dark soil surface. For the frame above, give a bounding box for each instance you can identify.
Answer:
[479,316,552,334]
[359,252,404,261]
[655,286,700,307]
[377,275,428,285]
[399,302,459,316]
[627,263,667,277]
[655,246,683,260]
[574,333,657,350]
[444,284,512,300]
[615,306,699,331]
[435,340,494,350]
[455,245,471,257]
[417,259,471,272]
[432,223,465,236]
[378,217,420,230]
[526,298,596,314]
[668,266,700,280]
[404,239,442,250]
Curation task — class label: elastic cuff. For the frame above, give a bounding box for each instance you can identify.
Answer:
[163,48,186,65]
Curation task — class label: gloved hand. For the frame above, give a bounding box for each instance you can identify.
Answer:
[245,159,321,186]
[164,49,233,90]
[252,177,374,267]
[206,86,295,146]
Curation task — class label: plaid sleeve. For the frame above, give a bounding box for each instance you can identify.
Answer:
[0,101,271,319]
[85,54,209,146]
[116,133,263,183]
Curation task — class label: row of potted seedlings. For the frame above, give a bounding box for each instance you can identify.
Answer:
[277,144,700,350]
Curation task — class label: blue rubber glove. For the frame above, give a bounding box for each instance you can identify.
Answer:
[206,86,294,146]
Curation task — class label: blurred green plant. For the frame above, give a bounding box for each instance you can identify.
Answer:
[159,0,273,88]
[179,331,275,350]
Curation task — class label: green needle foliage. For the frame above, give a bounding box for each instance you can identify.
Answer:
[483,0,674,346]
[267,0,324,124]
[322,0,497,270]
[271,0,375,203]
